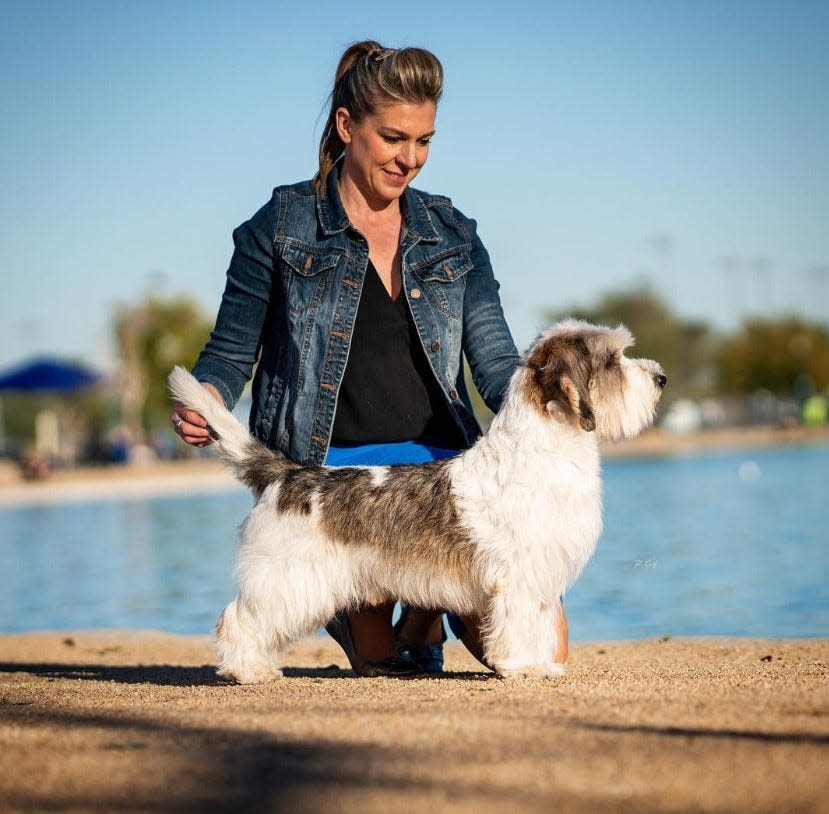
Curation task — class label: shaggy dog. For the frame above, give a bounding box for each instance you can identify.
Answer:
[168,320,665,682]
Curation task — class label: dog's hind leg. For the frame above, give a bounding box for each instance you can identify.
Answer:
[215,596,284,684]
[482,591,565,679]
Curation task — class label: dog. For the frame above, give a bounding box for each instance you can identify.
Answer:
[168,320,665,682]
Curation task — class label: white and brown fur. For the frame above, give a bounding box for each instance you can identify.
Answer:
[168,320,666,682]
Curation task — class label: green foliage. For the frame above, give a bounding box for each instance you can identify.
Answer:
[1,394,42,446]
[715,317,829,396]
[114,295,212,433]
[545,286,717,399]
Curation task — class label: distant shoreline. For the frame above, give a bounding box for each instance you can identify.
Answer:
[601,422,829,458]
[0,458,242,507]
[1,424,827,508]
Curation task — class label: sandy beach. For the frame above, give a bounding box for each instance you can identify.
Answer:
[1,632,827,813]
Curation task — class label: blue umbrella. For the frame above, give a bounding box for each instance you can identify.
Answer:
[0,357,103,458]
[0,357,102,392]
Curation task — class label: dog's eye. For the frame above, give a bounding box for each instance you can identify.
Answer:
[604,353,617,369]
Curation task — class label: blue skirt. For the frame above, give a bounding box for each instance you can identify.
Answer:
[324,440,461,467]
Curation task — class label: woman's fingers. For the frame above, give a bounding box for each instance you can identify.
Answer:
[171,402,213,446]
[171,386,225,447]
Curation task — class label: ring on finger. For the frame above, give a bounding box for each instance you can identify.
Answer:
[174,417,183,429]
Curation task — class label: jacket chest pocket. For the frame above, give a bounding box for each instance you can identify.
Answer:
[280,242,341,316]
[412,251,473,317]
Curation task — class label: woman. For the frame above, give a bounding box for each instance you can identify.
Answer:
[172,40,568,676]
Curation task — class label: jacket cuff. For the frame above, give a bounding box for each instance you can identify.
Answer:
[190,357,244,409]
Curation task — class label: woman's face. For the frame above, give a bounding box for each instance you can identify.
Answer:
[336,100,436,206]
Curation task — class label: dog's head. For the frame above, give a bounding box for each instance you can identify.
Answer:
[522,319,666,441]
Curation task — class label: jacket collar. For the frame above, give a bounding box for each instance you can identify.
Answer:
[316,161,351,235]
[316,161,440,243]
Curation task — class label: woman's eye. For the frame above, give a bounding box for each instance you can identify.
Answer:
[380,135,431,146]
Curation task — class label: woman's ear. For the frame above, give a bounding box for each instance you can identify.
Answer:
[334,107,352,144]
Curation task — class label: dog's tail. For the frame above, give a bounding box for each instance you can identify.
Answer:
[168,366,292,493]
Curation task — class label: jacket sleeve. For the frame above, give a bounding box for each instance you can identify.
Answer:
[191,195,277,409]
[457,211,521,413]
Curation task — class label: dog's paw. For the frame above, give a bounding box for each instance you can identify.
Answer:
[494,661,565,680]
[216,666,284,685]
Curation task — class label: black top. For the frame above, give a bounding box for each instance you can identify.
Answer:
[331,261,465,448]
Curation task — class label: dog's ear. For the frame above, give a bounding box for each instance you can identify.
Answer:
[558,372,596,431]
[528,335,596,431]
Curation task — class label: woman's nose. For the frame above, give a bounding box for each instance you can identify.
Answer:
[398,142,417,168]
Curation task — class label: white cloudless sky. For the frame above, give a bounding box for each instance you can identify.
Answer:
[1,0,827,372]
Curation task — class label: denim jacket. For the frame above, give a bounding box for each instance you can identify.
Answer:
[192,164,520,466]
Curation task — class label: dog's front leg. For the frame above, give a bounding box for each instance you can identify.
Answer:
[215,596,284,684]
[482,591,565,679]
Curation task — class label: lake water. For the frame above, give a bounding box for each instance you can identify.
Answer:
[1,444,827,640]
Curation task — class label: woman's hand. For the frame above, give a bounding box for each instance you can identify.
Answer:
[171,381,225,447]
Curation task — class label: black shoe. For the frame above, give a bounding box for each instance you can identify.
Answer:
[394,606,447,674]
[325,611,423,678]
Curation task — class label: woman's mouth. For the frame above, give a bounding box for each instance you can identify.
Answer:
[383,168,409,185]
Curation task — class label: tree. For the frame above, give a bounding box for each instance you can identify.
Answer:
[545,286,716,399]
[715,317,829,397]
[113,295,212,440]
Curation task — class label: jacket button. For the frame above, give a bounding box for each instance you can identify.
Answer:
[430,341,440,352]
[410,288,421,299]
[449,389,458,400]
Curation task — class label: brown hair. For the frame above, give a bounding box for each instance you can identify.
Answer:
[313,41,444,194]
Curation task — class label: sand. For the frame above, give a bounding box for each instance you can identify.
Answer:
[1,632,827,813]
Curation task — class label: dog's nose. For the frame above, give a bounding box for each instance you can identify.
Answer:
[655,373,667,390]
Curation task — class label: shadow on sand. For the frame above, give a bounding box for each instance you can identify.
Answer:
[0,661,491,685]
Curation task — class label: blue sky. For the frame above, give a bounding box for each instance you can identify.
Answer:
[1,0,827,372]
